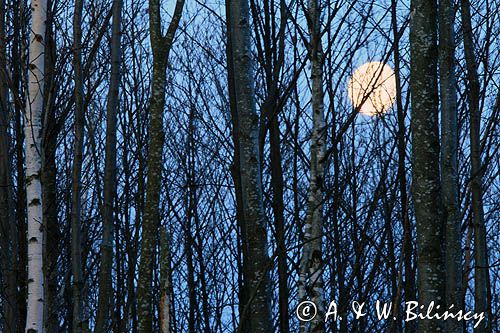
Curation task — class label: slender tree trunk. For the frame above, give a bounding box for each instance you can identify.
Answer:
[12,1,28,326]
[42,128,58,333]
[159,228,172,333]
[269,118,289,333]
[410,0,445,331]
[95,1,123,331]
[0,0,18,330]
[225,3,249,331]
[41,6,60,331]
[137,0,184,331]
[70,0,85,330]
[298,0,326,331]
[460,1,491,331]
[438,1,462,331]
[24,0,48,330]
[258,1,288,329]
[185,105,197,332]
[227,0,273,331]
[391,3,416,332]
[192,191,211,333]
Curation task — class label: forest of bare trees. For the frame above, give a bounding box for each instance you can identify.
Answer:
[0,0,498,332]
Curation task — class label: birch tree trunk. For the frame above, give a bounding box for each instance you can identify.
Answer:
[410,0,445,331]
[95,0,123,331]
[298,0,326,331]
[227,0,273,331]
[70,0,85,330]
[25,0,48,331]
[460,0,492,331]
[137,0,184,331]
[438,1,462,331]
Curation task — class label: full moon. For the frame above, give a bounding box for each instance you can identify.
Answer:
[347,62,396,116]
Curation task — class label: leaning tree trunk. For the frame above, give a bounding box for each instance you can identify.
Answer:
[227,0,273,331]
[70,0,85,330]
[298,0,326,332]
[460,0,491,331]
[95,0,123,331]
[24,0,48,331]
[438,0,462,331]
[410,0,445,332]
[137,0,184,331]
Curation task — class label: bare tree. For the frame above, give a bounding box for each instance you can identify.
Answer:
[410,0,445,331]
[460,0,492,331]
[227,0,273,331]
[438,0,462,332]
[391,2,415,332]
[298,0,327,331]
[0,0,18,330]
[95,0,123,331]
[23,0,49,330]
[0,0,498,331]
[70,0,86,330]
[137,0,185,331]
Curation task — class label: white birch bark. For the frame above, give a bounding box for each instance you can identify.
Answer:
[24,0,47,331]
[298,0,326,331]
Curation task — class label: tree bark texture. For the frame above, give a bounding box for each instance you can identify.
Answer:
[298,0,327,331]
[137,0,184,331]
[24,0,48,331]
[95,0,123,331]
[410,0,445,331]
[438,1,462,331]
[460,0,492,331]
[228,0,273,331]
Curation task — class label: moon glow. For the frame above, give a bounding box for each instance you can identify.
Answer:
[347,62,397,116]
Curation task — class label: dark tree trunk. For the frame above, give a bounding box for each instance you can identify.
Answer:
[42,7,60,331]
[460,0,492,331]
[0,0,18,330]
[70,0,85,330]
[410,0,445,331]
[137,0,184,331]
[225,4,249,332]
[95,1,123,331]
[438,1,462,331]
[12,0,27,325]
[227,0,273,331]
[391,4,416,330]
